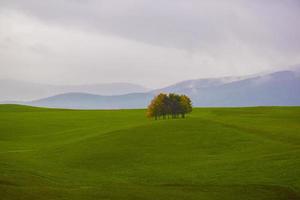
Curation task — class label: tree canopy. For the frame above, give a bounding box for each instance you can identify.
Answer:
[147,93,192,119]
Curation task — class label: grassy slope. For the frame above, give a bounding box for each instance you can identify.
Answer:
[0,104,300,200]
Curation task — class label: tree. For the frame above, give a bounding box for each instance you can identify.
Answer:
[146,93,168,119]
[168,93,181,118]
[147,96,159,120]
[179,95,192,118]
[147,93,192,119]
[156,93,169,119]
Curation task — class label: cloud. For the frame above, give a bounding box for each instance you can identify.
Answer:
[0,0,300,88]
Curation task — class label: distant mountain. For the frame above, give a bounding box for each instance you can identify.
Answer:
[170,70,300,107]
[0,80,149,101]
[2,67,300,109]
[29,93,153,109]
[152,76,245,94]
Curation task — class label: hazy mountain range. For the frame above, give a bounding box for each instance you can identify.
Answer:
[0,80,148,101]
[1,66,300,109]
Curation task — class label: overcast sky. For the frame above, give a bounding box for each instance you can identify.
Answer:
[0,0,300,88]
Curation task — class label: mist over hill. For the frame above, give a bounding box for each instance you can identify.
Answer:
[1,67,300,109]
[177,70,300,107]
[0,80,149,101]
[29,93,153,109]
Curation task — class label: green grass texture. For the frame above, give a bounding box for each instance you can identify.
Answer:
[0,104,300,200]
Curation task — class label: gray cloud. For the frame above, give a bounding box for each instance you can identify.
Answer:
[0,0,300,87]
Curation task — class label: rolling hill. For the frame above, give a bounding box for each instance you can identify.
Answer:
[9,68,300,109]
[177,70,300,106]
[0,104,299,200]
[0,79,149,101]
[29,92,153,109]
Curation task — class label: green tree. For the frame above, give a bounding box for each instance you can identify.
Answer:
[179,95,192,118]
[168,93,181,118]
[147,93,192,119]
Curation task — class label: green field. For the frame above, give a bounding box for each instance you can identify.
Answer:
[0,104,300,200]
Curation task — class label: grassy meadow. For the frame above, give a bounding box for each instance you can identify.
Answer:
[0,104,300,200]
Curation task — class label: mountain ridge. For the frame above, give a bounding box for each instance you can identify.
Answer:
[1,67,300,109]
[0,80,149,101]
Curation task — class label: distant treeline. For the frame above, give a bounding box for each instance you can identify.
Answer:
[147,93,192,119]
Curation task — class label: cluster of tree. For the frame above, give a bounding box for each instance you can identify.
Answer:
[147,93,192,119]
